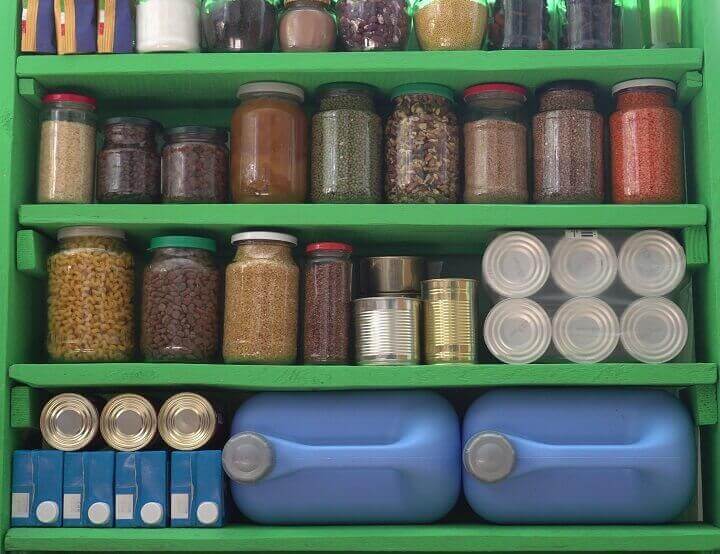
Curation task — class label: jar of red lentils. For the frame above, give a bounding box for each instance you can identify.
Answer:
[610,79,684,204]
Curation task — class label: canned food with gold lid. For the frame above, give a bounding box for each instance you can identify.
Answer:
[158,392,218,451]
[100,393,157,451]
[40,393,100,451]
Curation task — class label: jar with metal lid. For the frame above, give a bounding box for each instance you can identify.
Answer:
[279,0,336,52]
[159,392,220,450]
[488,0,552,50]
[303,242,353,365]
[463,83,528,203]
[100,393,158,451]
[311,83,383,203]
[201,0,277,52]
[47,226,135,362]
[223,232,300,364]
[640,0,681,48]
[141,236,221,362]
[231,82,308,203]
[162,126,229,203]
[37,93,97,204]
[97,117,162,204]
[385,84,461,204]
[533,81,604,203]
[414,0,488,51]
[562,0,621,50]
[336,0,409,51]
[610,79,683,204]
[40,393,101,451]
[136,0,201,52]
[355,297,421,365]
[422,279,478,364]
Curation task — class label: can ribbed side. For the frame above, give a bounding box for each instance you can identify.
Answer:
[423,280,477,364]
[354,300,421,365]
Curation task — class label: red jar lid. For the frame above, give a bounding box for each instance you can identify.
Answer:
[463,83,527,101]
[306,242,353,254]
[42,93,97,107]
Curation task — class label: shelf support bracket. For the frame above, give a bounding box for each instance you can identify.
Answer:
[677,71,703,108]
[684,384,718,426]
[11,386,44,430]
[18,78,47,108]
[684,226,708,270]
[17,230,51,279]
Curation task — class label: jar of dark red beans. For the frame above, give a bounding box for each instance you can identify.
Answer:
[610,79,684,204]
[162,126,229,203]
[303,242,353,365]
[336,0,409,51]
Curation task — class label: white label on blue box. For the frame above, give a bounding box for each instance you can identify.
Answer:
[12,493,30,519]
[63,494,82,520]
[171,494,190,520]
[116,494,134,520]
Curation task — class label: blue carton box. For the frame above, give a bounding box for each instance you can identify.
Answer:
[63,451,115,527]
[11,450,63,527]
[171,450,225,527]
[115,451,168,528]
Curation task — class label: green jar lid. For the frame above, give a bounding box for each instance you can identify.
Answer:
[390,83,456,102]
[149,236,217,253]
[316,82,378,98]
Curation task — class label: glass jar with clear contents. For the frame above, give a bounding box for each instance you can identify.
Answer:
[279,0,336,51]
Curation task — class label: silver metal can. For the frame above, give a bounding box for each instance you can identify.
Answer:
[482,232,550,298]
[422,278,477,364]
[551,232,618,297]
[552,297,620,363]
[620,297,688,363]
[618,230,686,297]
[484,298,551,364]
[40,393,99,451]
[354,297,421,365]
[100,393,157,451]
[158,392,218,451]
[365,256,425,294]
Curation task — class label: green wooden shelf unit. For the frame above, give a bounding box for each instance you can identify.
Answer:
[4,1,720,553]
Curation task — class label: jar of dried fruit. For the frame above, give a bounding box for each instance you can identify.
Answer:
[463,83,528,203]
[336,0,410,51]
[488,0,552,50]
[413,0,488,51]
[47,227,135,362]
[279,0,336,52]
[223,231,300,364]
[37,93,97,204]
[561,0,622,50]
[533,80,605,203]
[385,83,461,204]
[610,79,683,204]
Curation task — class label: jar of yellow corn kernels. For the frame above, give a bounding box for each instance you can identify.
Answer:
[47,226,135,362]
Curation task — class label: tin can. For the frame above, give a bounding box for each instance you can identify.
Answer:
[618,230,686,297]
[552,297,620,363]
[354,297,421,365]
[40,393,100,451]
[158,393,218,451]
[375,292,421,299]
[551,232,618,297]
[100,394,157,452]
[620,297,688,363]
[365,257,425,294]
[482,232,550,298]
[422,279,477,364]
[484,298,551,364]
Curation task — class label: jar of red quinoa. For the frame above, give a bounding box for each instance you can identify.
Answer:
[610,79,684,204]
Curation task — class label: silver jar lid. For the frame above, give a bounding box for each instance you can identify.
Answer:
[551,233,618,297]
[552,297,620,363]
[222,432,275,484]
[620,297,688,363]
[484,298,551,364]
[618,230,686,297]
[463,432,515,483]
[482,232,550,298]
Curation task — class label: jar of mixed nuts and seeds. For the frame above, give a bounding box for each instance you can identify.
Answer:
[97,117,162,204]
[141,236,221,362]
[336,0,410,51]
[162,126,229,203]
[385,83,461,204]
[47,227,135,362]
[488,0,552,50]
[37,93,97,204]
[223,232,299,364]
[279,0,337,52]
[414,0,488,51]
[311,83,383,203]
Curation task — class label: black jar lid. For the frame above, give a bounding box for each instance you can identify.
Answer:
[164,126,228,143]
[104,116,162,129]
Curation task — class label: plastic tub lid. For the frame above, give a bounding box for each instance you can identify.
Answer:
[237,82,305,102]
[483,298,552,364]
[552,297,620,363]
[463,83,528,101]
[42,93,96,107]
[57,226,126,241]
[104,116,161,129]
[222,432,275,484]
[551,233,618,297]
[149,236,217,253]
[464,432,515,483]
[306,242,353,254]
[482,231,551,298]
[35,501,60,524]
[231,231,298,246]
[612,78,677,96]
[140,502,164,526]
[390,83,456,102]
[87,502,112,526]
[618,230,686,297]
[620,297,688,363]
[196,502,220,526]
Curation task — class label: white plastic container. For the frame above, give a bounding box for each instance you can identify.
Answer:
[137,0,201,53]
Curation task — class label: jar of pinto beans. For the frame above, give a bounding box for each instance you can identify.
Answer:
[610,79,684,204]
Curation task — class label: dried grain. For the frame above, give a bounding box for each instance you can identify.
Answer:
[414,0,488,51]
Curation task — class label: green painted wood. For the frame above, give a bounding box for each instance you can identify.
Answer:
[684,226,709,269]
[16,79,45,108]
[677,71,704,108]
[685,384,718,426]
[16,230,50,279]
[9,387,42,430]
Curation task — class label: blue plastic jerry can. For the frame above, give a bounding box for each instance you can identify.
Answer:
[115,451,168,528]
[63,451,115,527]
[171,451,225,528]
[12,450,63,527]
[222,391,461,525]
[462,388,697,524]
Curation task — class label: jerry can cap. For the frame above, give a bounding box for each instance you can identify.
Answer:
[223,432,274,484]
[464,432,515,483]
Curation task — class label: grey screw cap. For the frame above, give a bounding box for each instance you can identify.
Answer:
[222,432,274,484]
[464,432,515,483]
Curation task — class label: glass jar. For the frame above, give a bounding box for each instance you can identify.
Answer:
[224,232,300,364]
[414,0,487,51]
[640,0,681,48]
[37,93,97,204]
[385,84,460,204]
[488,0,552,50]
[141,236,221,362]
[303,242,353,364]
[311,83,382,203]
[463,83,528,204]
[279,0,336,52]
[97,117,161,204]
[533,81,604,203]
[610,79,684,204]
[47,227,135,362]
[336,0,409,51]
[562,0,621,50]
[201,0,277,52]
[162,126,229,203]
[137,0,201,52]
[231,82,308,203]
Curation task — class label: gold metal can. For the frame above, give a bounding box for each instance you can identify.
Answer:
[100,393,157,451]
[158,392,218,451]
[40,393,99,451]
[422,278,478,364]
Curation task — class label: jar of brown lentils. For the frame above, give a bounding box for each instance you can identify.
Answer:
[47,226,135,362]
[223,231,299,364]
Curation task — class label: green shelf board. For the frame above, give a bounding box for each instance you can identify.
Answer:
[9,363,717,390]
[16,49,703,105]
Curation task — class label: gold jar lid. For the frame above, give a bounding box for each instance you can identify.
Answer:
[158,393,217,451]
[100,394,157,451]
[41,393,99,451]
